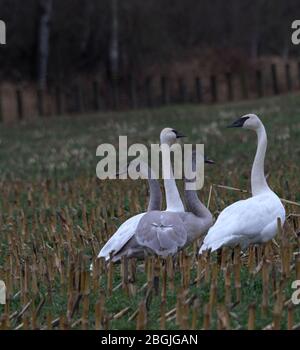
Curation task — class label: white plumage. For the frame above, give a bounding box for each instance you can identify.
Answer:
[199,114,285,254]
[97,212,146,260]
[200,192,285,252]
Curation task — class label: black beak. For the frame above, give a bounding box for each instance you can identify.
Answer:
[176,132,186,138]
[227,116,249,128]
[204,156,215,164]
[172,129,186,138]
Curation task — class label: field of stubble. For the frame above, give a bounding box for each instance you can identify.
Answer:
[0,93,300,330]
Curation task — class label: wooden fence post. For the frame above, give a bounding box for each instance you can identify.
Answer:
[271,64,279,95]
[16,86,23,120]
[145,76,153,107]
[37,88,44,116]
[0,86,3,122]
[285,63,292,91]
[64,87,70,113]
[255,70,263,98]
[111,79,119,109]
[195,77,202,103]
[239,72,248,99]
[55,85,62,115]
[298,62,300,88]
[92,80,101,111]
[210,75,217,103]
[178,77,187,103]
[129,75,137,109]
[161,76,169,105]
[225,72,233,101]
[74,84,83,113]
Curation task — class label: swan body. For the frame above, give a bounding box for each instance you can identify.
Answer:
[119,152,213,258]
[200,192,284,252]
[135,211,188,257]
[134,209,213,258]
[97,128,184,261]
[200,114,285,254]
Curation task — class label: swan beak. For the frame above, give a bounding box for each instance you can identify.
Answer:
[172,129,186,138]
[204,156,215,164]
[175,132,186,138]
[227,116,249,128]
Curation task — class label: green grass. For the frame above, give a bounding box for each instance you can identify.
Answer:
[0,93,300,330]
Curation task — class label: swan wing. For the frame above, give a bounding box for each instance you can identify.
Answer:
[98,212,146,260]
[136,211,188,257]
[200,193,285,253]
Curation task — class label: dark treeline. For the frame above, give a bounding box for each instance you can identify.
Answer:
[0,0,300,86]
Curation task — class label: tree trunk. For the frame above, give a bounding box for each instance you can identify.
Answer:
[250,31,259,61]
[248,0,261,61]
[282,36,290,60]
[110,0,119,78]
[80,1,94,56]
[37,0,53,90]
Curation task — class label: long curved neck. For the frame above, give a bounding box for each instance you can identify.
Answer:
[147,175,162,212]
[184,182,212,219]
[130,161,162,211]
[161,145,185,212]
[251,123,270,196]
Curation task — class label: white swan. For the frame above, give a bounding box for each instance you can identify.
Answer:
[96,128,184,261]
[199,114,286,253]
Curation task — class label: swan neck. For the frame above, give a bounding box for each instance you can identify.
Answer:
[184,186,212,219]
[135,161,162,211]
[251,123,270,195]
[162,144,185,212]
[147,178,162,211]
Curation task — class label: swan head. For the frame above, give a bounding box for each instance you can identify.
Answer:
[190,151,214,172]
[204,156,215,164]
[160,127,185,145]
[185,151,214,184]
[227,114,261,130]
[191,151,214,167]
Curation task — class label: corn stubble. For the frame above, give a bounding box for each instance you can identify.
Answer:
[0,178,299,330]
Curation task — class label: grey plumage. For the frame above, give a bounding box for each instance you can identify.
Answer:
[136,211,187,257]
[144,164,162,211]
[113,151,213,259]
[96,128,187,263]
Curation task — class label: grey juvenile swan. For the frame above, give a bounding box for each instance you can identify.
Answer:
[134,151,214,257]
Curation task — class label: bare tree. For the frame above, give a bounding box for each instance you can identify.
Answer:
[1,0,300,81]
[37,0,53,90]
[249,1,261,61]
[109,0,119,78]
[80,1,94,56]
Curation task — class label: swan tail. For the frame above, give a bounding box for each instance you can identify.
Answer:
[199,240,223,254]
